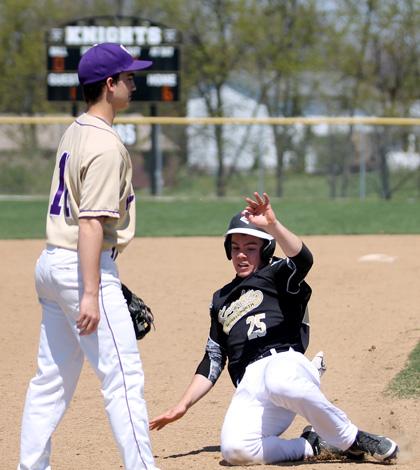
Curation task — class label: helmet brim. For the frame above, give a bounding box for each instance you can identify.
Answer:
[225,227,274,241]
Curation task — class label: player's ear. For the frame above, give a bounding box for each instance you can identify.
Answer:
[105,76,116,91]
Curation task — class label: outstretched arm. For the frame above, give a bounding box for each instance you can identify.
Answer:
[149,374,213,430]
[244,192,302,257]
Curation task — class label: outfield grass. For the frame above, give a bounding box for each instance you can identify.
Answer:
[1,196,420,239]
[387,340,420,399]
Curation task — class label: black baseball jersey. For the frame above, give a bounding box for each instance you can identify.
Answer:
[196,243,313,386]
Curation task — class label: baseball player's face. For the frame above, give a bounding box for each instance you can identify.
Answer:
[231,234,264,278]
[112,72,137,111]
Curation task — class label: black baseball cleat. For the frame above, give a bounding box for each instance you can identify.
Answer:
[301,426,344,460]
[346,430,399,462]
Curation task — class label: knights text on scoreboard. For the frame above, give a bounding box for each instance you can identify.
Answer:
[46,21,181,102]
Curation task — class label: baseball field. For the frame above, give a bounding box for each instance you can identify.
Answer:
[1,234,419,469]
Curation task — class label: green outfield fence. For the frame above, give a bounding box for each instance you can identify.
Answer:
[0,115,419,201]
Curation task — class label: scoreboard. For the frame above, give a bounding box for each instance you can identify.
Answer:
[46,18,181,102]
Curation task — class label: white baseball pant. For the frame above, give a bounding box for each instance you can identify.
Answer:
[18,246,158,470]
[221,348,358,464]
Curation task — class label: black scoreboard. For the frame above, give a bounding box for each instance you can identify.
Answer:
[46,17,181,102]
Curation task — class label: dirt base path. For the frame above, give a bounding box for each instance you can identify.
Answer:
[1,236,418,469]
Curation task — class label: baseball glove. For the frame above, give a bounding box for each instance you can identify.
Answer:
[121,283,155,340]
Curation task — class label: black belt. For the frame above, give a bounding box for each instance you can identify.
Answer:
[248,347,286,366]
[235,347,287,386]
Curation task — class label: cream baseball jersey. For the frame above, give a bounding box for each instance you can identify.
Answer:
[46,113,135,252]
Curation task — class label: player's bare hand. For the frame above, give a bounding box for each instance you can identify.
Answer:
[149,404,188,431]
[243,192,277,229]
[77,293,100,335]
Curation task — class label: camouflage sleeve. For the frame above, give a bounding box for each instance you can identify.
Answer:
[195,336,227,384]
[195,301,227,384]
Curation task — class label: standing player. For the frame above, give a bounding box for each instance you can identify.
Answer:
[18,43,159,470]
[150,192,398,465]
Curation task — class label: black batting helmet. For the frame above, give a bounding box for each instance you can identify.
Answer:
[224,212,276,263]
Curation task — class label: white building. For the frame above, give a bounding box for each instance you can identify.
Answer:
[186,85,349,173]
[387,134,420,170]
[187,86,278,171]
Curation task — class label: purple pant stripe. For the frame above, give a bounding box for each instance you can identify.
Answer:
[100,283,148,468]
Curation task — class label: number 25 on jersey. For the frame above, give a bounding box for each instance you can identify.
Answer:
[246,313,267,340]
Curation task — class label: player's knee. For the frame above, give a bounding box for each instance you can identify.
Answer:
[221,443,253,465]
[221,437,261,465]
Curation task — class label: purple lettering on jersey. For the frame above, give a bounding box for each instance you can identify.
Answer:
[64,187,70,217]
[126,194,135,210]
[50,152,70,216]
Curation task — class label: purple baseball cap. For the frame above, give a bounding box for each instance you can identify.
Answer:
[78,43,153,85]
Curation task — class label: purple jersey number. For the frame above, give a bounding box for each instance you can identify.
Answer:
[49,152,70,216]
[126,193,135,210]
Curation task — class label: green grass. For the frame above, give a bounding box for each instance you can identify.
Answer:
[1,196,420,239]
[0,199,48,239]
[162,170,420,201]
[137,197,420,236]
[386,340,420,399]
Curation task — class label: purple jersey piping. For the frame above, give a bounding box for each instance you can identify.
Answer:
[79,209,119,214]
[75,119,117,136]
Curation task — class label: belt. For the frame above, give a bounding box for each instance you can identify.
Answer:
[248,347,286,366]
[235,347,287,386]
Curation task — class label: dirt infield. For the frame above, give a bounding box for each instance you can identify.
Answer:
[1,236,419,469]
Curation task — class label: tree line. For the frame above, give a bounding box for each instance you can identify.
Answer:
[0,0,419,198]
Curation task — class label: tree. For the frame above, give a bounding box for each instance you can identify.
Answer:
[239,0,321,197]
[0,0,119,179]
[0,0,118,114]
[135,0,252,196]
[366,0,419,199]
[323,0,420,199]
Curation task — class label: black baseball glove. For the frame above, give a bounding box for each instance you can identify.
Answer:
[121,283,155,340]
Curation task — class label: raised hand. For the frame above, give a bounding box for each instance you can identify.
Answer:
[243,192,277,229]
